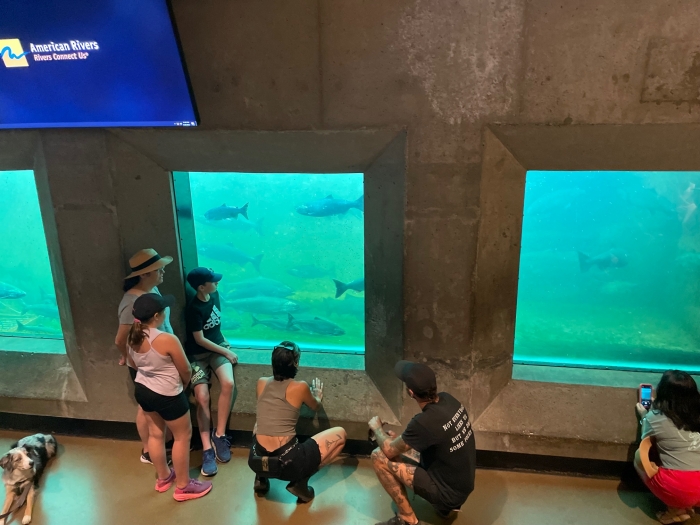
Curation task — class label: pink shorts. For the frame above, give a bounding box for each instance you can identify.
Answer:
[645,467,700,508]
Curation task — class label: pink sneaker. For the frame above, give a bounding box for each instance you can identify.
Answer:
[173,479,213,501]
[155,469,176,492]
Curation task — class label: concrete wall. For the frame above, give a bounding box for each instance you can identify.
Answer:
[2,0,700,460]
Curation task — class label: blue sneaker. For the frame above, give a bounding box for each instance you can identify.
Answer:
[211,430,232,463]
[201,448,218,476]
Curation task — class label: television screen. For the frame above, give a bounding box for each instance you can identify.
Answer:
[0,1,198,129]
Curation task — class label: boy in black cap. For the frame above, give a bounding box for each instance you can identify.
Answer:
[185,267,238,477]
[368,361,475,525]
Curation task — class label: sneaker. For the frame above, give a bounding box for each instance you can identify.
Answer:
[173,478,213,502]
[155,469,176,492]
[211,430,232,463]
[254,475,270,496]
[201,448,218,476]
[141,450,172,466]
[286,478,315,503]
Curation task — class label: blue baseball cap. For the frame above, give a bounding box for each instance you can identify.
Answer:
[187,267,223,289]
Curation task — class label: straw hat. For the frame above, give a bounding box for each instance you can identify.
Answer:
[125,249,173,279]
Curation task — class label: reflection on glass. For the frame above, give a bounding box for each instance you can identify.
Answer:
[515,171,700,372]
[183,172,365,355]
[0,170,63,344]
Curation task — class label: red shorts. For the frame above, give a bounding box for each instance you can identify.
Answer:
[645,467,700,508]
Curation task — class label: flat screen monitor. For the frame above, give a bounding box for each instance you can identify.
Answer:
[0,1,198,129]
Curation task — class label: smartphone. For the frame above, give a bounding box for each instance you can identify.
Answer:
[639,383,653,410]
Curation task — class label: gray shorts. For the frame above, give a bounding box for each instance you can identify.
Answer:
[189,345,233,388]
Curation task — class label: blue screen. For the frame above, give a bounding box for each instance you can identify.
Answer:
[0,1,197,128]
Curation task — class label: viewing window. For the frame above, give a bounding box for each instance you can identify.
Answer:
[0,170,64,353]
[514,170,700,372]
[176,172,365,368]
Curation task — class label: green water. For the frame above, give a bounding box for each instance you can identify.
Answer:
[515,170,700,372]
[0,170,63,344]
[184,172,365,354]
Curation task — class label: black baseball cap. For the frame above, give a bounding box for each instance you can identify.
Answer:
[133,293,175,321]
[187,267,223,289]
[394,360,437,392]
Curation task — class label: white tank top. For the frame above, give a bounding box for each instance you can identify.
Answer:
[128,327,183,396]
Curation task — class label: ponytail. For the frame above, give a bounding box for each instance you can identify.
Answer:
[128,320,149,347]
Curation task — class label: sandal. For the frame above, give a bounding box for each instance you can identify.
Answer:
[656,509,691,524]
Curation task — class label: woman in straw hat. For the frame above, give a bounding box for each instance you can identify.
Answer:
[115,249,175,464]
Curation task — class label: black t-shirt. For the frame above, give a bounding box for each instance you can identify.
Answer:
[184,291,226,356]
[402,392,476,507]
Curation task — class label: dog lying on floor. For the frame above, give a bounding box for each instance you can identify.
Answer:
[0,434,57,525]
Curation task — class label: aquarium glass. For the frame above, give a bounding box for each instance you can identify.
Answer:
[182,172,365,359]
[0,170,64,350]
[514,170,700,372]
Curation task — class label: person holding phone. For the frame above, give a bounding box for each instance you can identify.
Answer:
[635,370,700,524]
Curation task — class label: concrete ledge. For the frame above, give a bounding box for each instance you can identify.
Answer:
[0,351,86,402]
[474,379,639,462]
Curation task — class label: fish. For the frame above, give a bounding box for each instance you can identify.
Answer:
[678,182,697,225]
[226,296,300,314]
[296,194,364,217]
[0,282,26,300]
[22,303,59,318]
[204,203,249,221]
[578,250,628,272]
[333,277,365,298]
[288,315,345,336]
[224,278,294,300]
[251,314,300,332]
[16,321,62,336]
[287,265,334,279]
[323,295,364,319]
[198,243,263,273]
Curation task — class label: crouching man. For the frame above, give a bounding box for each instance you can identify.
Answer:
[369,361,476,525]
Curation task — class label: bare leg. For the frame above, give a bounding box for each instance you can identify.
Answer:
[312,427,347,466]
[0,485,16,525]
[213,364,236,437]
[165,412,193,490]
[21,485,35,524]
[136,406,150,454]
[371,447,418,525]
[194,384,212,450]
[144,411,170,480]
[633,449,649,483]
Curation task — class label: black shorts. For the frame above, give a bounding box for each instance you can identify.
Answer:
[134,383,190,421]
[128,366,137,383]
[248,437,322,482]
[413,468,468,515]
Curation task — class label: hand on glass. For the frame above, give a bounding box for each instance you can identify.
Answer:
[311,378,324,401]
[368,416,383,431]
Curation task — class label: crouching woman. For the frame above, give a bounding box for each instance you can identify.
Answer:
[248,341,347,502]
[635,370,700,524]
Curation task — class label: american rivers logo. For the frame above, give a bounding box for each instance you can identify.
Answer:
[0,38,99,67]
[0,39,29,67]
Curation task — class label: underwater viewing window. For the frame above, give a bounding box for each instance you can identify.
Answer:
[514,170,700,373]
[175,171,365,369]
[0,170,65,353]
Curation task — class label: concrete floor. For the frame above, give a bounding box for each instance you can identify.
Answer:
[0,431,687,525]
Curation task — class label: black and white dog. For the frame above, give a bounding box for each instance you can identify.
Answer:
[0,434,57,525]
